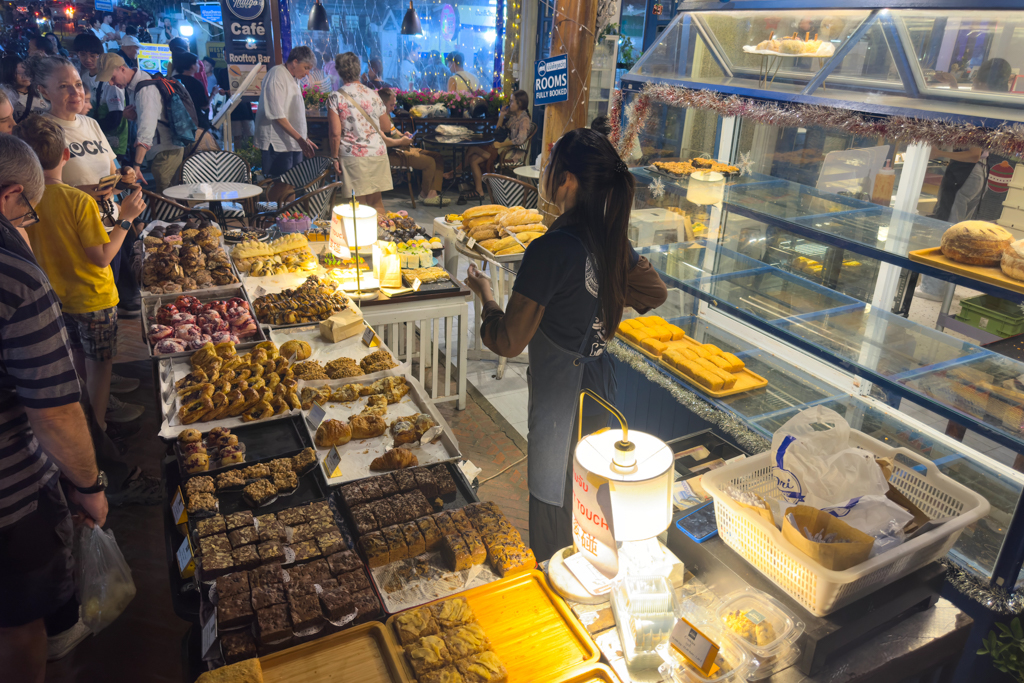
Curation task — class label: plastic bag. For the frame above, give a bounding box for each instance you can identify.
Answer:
[771,406,889,508]
[821,494,914,537]
[76,525,136,633]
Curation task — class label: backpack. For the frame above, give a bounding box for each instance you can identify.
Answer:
[135,74,198,146]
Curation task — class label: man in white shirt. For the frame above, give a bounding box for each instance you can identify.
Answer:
[98,54,183,194]
[99,13,120,53]
[446,51,479,92]
[255,46,318,178]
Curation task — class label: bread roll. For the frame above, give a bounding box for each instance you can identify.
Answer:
[941,221,1013,266]
[462,204,504,220]
[1002,240,1024,281]
[350,414,386,439]
[279,340,311,361]
[315,419,352,448]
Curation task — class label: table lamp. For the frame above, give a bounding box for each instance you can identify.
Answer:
[686,170,725,207]
[330,193,379,301]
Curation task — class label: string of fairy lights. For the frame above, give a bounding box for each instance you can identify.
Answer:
[502,0,522,94]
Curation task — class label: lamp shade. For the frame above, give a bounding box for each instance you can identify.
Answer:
[573,429,673,577]
[330,202,377,258]
[686,170,725,206]
[401,0,422,35]
[308,0,330,31]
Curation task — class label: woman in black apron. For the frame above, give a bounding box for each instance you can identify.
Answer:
[464,128,668,559]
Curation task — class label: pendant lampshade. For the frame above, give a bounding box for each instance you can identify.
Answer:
[401,0,422,35]
[308,0,330,31]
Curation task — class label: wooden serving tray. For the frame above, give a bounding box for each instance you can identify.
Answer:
[909,247,1024,296]
[560,663,622,682]
[260,622,411,683]
[385,570,599,683]
[616,334,768,397]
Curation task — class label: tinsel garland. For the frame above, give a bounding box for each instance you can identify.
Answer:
[941,558,1024,614]
[615,83,1024,160]
[608,89,624,147]
[607,340,771,455]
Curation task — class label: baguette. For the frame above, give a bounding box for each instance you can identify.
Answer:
[496,245,525,255]
[498,209,543,228]
[516,231,544,244]
[465,216,497,230]
[504,223,547,234]
[462,204,504,220]
[488,236,520,252]
[477,238,500,251]
[468,228,498,242]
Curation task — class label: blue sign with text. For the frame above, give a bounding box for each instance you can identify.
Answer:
[199,4,223,23]
[534,54,568,106]
[95,0,114,10]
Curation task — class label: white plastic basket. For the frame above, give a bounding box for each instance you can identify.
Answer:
[701,430,990,616]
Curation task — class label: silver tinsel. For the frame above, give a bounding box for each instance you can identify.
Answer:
[941,558,1024,614]
[609,340,771,454]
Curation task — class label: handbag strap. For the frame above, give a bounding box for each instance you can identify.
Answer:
[337,88,387,146]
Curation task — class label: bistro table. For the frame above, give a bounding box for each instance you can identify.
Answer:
[513,164,541,185]
[422,134,494,205]
[163,182,263,227]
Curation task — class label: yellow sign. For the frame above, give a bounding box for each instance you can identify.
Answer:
[206,42,226,68]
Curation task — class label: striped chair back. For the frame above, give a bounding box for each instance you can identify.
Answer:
[483,173,538,210]
[276,157,332,188]
[181,151,252,184]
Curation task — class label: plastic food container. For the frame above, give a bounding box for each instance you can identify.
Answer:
[656,627,753,683]
[609,575,680,672]
[714,588,804,679]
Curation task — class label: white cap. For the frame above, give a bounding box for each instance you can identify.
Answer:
[121,35,142,49]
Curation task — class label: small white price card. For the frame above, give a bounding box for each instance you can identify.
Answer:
[456,229,466,241]
[170,487,187,525]
[563,552,613,596]
[176,536,195,578]
[467,237,477,249]
[323,446,342,478]
[670,618,720,675]
[200,608,218,660]
[306,402,328,430]
[252,285,268,298]
[412,278,423,292]
[361,326,378,347]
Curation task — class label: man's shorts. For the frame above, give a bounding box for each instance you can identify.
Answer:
[64,306,118,362]
[0,476,76,627]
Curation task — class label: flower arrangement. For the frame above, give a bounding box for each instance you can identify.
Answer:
[394,88,507,118]
[303,87,330,110]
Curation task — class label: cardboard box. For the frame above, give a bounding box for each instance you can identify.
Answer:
[319,306,364,343]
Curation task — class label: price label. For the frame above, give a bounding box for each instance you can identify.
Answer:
[200,608,218,660]
[306,402,328,430]
[361,326,378,347]
[467,237,477,249]
[670,618,719,675]
[323,446,342,478]
[171,487,187,525]
[252,285,268,298]
[412,278,422,292]
[456,229,466,241]
[176,536,195,578]
[563,552,613,596]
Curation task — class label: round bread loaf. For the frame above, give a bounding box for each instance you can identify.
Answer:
[1002,240,1024,281]
[940,221,1013,266]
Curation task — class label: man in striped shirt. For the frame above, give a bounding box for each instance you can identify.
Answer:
[0,135,108,682]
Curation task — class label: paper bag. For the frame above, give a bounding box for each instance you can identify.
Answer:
[737,494,775,527]
[782,505,874,571]
[375,242,402,289]
[319,305,364,343]
[885,485,930,535]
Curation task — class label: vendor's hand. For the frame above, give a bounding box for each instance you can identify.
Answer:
[122,105,137,121]
[121,166,137,185]
[118,187,146,223]
[133,165,148,185]
[465,263,493,301]
[300,138,318,158]
[69,489,108,529]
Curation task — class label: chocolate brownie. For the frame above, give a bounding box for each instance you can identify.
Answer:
[232,544,261,570]
[288,593,325,632]
[317,530,347,556]
[251,582,286,610]
[289,558,330,585]
[327,550,363,576]
[256,604,291,644]
[340,482,366,509]
[371,499,400,527]
[218,592,255,629]
[257,540,285,564]
[289,523,314,543]
[220,630,257,664]
[201,552,234,578]
[268,458,293,475]
[352,588,381,622]
[320,587,355,621]
[433,511,458,537]
[376,473,399,497]
[277,506,308,527]
[307,516,338,535]
[393,469,417,492]
[258,519,287,543]
[405,489,434,519]
[387,495,415,525]
[249,562,284,588]
[337,568,371,593]
[285,580,318,599]
[413,469,438,499]
[359,532,389,568]
[216,571,249,599]
[224,511,254,530]
[417,517,443,552]
[273,471,299,493]
[291,539,321,562]
[402,521,426,557]
[351,506,378,535]
[255,513,277,526]
[196,515,226,538]
[382,525,408,563]
[228,526,258,548]
[428,464,458,496]
[185,475,214,495]
[306,501,332,520]
[360,479,384,502]
[200,534,231,557]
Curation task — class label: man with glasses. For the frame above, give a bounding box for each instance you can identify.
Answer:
[0,134,108,681]
[0,89,15,135]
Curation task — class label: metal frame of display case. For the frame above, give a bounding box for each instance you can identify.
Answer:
[619,1,1024,589]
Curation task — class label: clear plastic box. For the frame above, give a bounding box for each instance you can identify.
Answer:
[714,588,804,679]
[656,628,754,683]
[609,575,680,672]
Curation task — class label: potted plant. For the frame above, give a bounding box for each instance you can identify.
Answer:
[978,617,1024,682]
[277,210,312,234]
[303,88,330,116]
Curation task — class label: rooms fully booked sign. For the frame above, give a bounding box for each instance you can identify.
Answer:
[534,54,568,106]
[221,0,274,68]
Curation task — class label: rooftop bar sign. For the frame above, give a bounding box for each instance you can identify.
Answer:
[534,54,568,106]
[222,0,272,66]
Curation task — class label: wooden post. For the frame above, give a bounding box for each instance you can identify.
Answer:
[538,0,599,221]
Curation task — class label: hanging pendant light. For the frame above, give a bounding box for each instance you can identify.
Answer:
[401,0,422,35]
[308,0,330,31]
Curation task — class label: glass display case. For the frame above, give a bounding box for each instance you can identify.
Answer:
[616,1,1024,588]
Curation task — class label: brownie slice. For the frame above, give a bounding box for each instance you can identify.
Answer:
[258,519,287,543]
[306,501,332,521]
[218,592,254,629]
[224,511,254,530]
[429,464,458,496]
[201,552,234,579]
[413,469,438,499]
[277,506,308,527]
[393,469,417,492]
[308,516,338,535]
[233,544,261,570]
[360,479,384,502]
[317,530,347,556]
[351,505,378,535]
[337,568,371,592]
[196,515,226,538]
[216,571,249,599]
[258,540,285,564]
[402,521,426,557]
[352,588,381,622]
[441,534,472,572]
[462,532,487,566]
[405,490,434,519]
[376,473,398,497]
[340,482,366,509]
[255,513,277,526]
[359,531,389,568]
[251,582,286,610]
[200,534,231,557]
[249,562,284,588]
[417,517,443,552]
[290,523,314,543]
[327,550,363,576]
[320,587,355,621]
[256,604,291,644]
[372,499,400,527]
[220,630,257,664]
[289,593,325,632]
[285,580,318,599]
[449,509,474,535]
[388,495,416,525]
[291,539,321,562]
[228,526,258,548]
[433,512,458,537]
[382,525,408,563]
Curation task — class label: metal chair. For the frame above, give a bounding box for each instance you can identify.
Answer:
[483,173,538,210]
[256,156,333,213]
[389,149,419,209]
[139,189,218,223]
[178,150,254,225]
[494,121,538,177]
[251,182,344,231]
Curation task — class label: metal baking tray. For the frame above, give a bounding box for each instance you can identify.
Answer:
[139,220,244,301]
[142,286,266,360]
[174,415,314,480]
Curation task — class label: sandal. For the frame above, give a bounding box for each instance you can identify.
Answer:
[423,195,451,207]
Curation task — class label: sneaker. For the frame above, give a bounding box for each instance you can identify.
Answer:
[105,395,145,423]
[47,618,92,661]
[116,304,141,319]
[105,420,142,441]
[107,474,163,506]
[110,372,140,394]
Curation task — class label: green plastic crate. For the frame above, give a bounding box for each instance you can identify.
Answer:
[955,294,1024,338]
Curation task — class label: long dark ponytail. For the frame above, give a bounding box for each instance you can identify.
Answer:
[544,127,635,337]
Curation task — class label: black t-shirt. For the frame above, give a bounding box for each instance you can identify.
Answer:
[176,74,210,129]
[513,214,639,411]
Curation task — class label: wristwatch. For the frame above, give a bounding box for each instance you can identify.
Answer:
[119,220,132,231]
[75,471,108,494]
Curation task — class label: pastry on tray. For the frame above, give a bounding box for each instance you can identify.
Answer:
[371,447,418,471]
[371,498,400,527]
[291,447,318,474]
[429,464,458,496]
[215,571,249,599]
[184,476,214,496]
[359,349,398,374]
[443,623,491,659]
[326,549,362,576]
[359,531,389,568]
[430,597,475,629]
[351,505,378,535]
[419,667,466,683]
[325,357,364,379]
[405,634,453,677]
[402,521,426,557]
[187,492,218,515]
[350,414,386,439]
[462,532,487,566]
[196,515,226,538]
[273,470,299,493]
[225,511,254,530]
[340,482,367,508]
[441,534,472,572]
[336,568,371,593]
[360,478,384,501]
[376,472,399,496]
[941,220,1012,266]
[393,468,417,492]
[417,517,444,552]
[315,418,352,448]
[393,606,440,645]
[382,524,408,563]
[455,651,508,683]
[244,479,278,506]
[215,469,245,490]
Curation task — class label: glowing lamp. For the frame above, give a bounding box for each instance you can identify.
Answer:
[331,195,379,300]
[686,170,725,206]
[179,23,194,37]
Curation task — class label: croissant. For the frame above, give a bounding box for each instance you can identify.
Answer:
[315,419,352,448]
[350,414,387,439]
[370,447,418,471]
